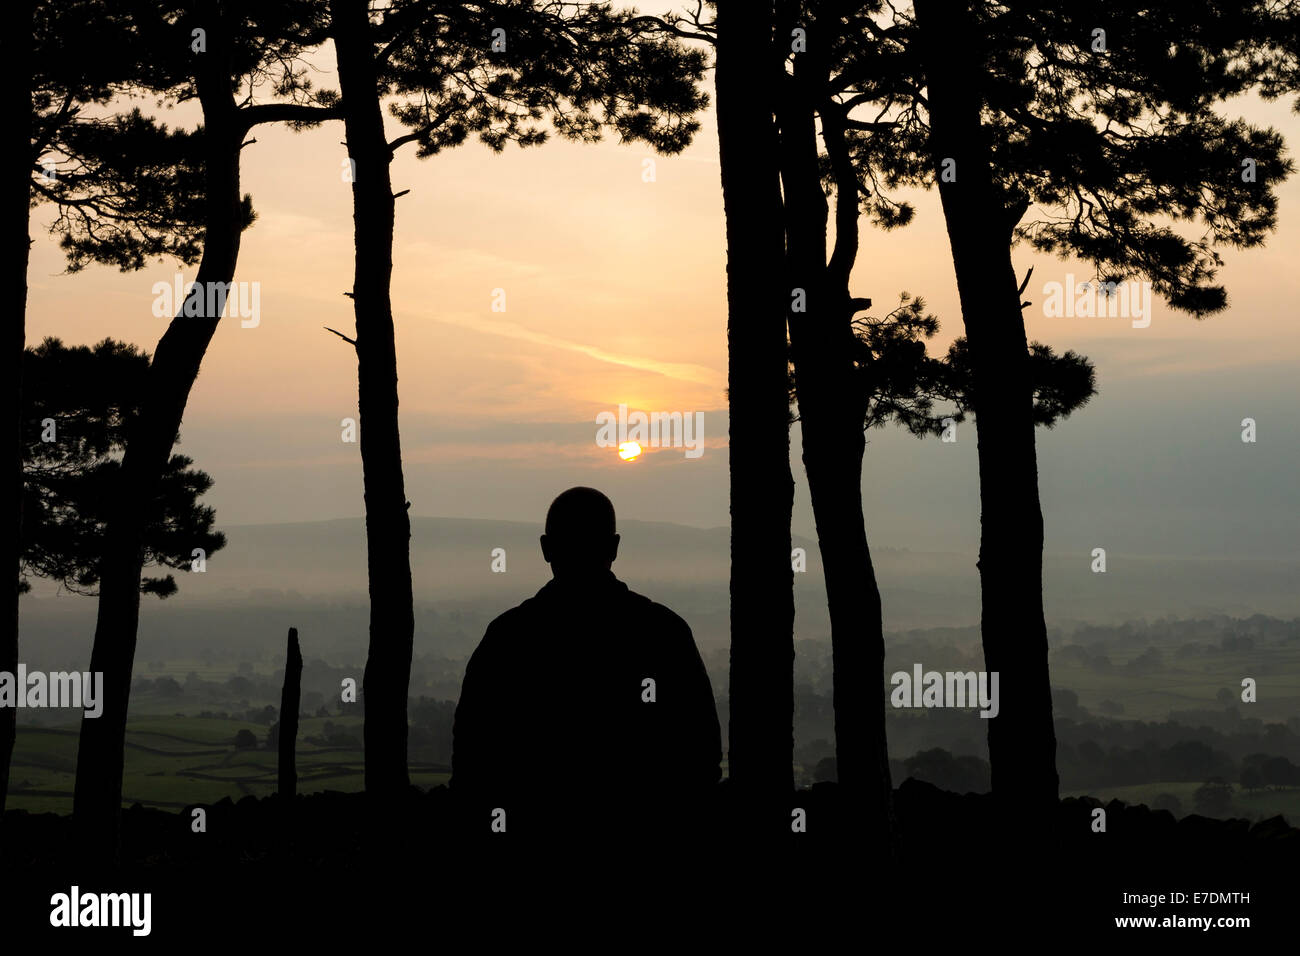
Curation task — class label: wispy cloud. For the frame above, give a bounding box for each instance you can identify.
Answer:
[417,310,725,389]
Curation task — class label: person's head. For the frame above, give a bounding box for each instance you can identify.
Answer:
[540,487,619,579]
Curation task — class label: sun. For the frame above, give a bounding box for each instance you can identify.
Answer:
[618,441,642,461]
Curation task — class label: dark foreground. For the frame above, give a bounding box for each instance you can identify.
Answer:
[2,779,1294,941]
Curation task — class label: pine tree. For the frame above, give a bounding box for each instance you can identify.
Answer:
[20,337,226,600]
[71,0,342,857]
[3,0,208,817]
[852,0,1296,834]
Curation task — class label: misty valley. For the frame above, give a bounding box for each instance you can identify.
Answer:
[9,592,1299,828]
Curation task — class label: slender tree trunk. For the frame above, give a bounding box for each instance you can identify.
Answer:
[73,43,243,859]
[716,0,795,805]
[0,0,34,820]
[778,48,895,847]
[331,0,415,796]
[914,0,1059,818]
[279,627,302,799]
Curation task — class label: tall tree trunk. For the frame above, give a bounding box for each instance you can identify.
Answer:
[914,0,1059,819]
[73,36,243,859]
[0,0,34,820]
[778,41,894,848]
[331,0,414,796]
[716,0,795,806]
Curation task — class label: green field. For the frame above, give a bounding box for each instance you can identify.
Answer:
[1051,640,1300,723]
[7,715,450,815]
[11,633,1296,818]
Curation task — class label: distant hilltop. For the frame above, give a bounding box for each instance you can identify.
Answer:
[18,515,1299,643]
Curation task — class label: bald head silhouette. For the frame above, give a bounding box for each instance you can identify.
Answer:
[540,486,620,579]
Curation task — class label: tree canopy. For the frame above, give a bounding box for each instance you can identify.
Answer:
[20,337,225,598]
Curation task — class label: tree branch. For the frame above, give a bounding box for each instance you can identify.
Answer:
[242,103,342,131]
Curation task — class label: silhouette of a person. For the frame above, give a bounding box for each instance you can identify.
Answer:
[451,487,721,834]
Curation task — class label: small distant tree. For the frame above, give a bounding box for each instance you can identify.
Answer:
[1240,766,1263,792]
[1193,778,1234,816]
[153,677,183,698]
[1160,740,1223,782]
[1260,756,1299,790]
[1051,687,1083,721]
[233,729,258,750]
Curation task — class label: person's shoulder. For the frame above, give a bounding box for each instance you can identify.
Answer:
[475,594,545,649]
[488,596,539,627]
[623,587,692,635]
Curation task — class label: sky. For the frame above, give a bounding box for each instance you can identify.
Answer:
[23,11,1300,576]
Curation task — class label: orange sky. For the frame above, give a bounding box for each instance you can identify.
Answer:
[21,19,1300,549]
